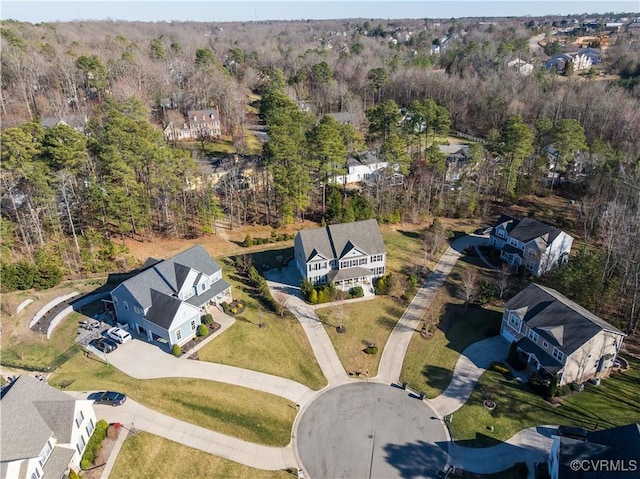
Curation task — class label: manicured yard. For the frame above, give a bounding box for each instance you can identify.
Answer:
[317,296,403,376]
[449,355,640,447]
[49,352,297,447]
[110,432,290,479]
[380,224,433,276]
[197,257,327,390]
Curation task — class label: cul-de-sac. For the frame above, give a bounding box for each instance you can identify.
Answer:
[1,4,639,479]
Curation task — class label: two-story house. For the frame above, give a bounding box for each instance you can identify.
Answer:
[163,108,222,142]
[501,283,626,386]
[1,375,97,479]
[334,151,389,185]
[490,215,573,276]
[109,244,231,348]
[294,219,386,292]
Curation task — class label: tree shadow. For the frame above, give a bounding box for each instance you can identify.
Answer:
[398,230,421,240]
[451,433,503,448]
[376,316,396,329]
[383,439,448,479]
[421,365,454,396]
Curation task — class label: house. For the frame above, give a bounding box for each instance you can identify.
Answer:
[1,375,97,479]
[438,144,470,182]
[163,108,222,142]
[501,283,626,386]
[109,244,231,347]
[40,115,88,133]
[334,151,389,185]
[548,423,640,479]
[294,219,386,291]
[507,58,534,76]
[545,52,594,73]
[490,215,573,276]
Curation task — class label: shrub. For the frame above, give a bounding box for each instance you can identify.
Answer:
[69,470,81,479]
[570,382,581,392]
[301,278,314,300]
[197,324,209,337]
[221,302,230,314]
[202,313,213,325]
[80,419,109,469]
[374,276,389,295]
[408,274,419,288]
[556,385,570,397]
[548,373,559,399]
[231,308,237,314]
[490,361,511,374]
[171,344,181,357]
[350,286,364,298]
[364,345,378,355]
[243,234,254,247]
[309,289,318,304]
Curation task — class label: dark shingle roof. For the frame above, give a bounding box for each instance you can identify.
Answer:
[296,219,386,263]
[506,284,625,355]
[508,217,562,244]
[327,267,375,282]
[516,337,563,372]
[185,279,230,307]
[145,289,184,329]
[1,376,77,462]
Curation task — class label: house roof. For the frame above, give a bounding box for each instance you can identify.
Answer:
[558,424,640,478]
[0,375,77,462]
[42,446,75,479]
[492,215,565,245]
[296,219,386,263]
[145,289,185,330]
[186,278,231,306]
[516,337,563,372]
[506,284,625,356]
[327,266,374,282]
[187,108,219,121]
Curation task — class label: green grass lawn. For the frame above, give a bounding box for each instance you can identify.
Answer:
[50,352,297,447]
[381,225,432,276]
[317,296,403,376]
[110,432,290,479]
[197,257,327,390]
[449,355,640,447]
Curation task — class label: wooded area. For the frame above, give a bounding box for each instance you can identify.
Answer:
[1,15,639,335]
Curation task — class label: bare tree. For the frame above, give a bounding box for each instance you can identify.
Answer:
[495,264,512,300]
[458,269,479,309]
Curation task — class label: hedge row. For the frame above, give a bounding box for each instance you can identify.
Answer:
[248,266,283,314]
[243,232,295,247]
[80,419,109,470]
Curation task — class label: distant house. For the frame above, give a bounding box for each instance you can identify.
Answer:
[545,50,597,73]
[334,151,389,185]
[1,375,97,479]
[548,423,640,479]
[507,58,534,76]
[490,215,573,276]
[163,108,222,142]
[110,244,231,347]
[438,144,470,182]
[501,283,626,386]
[40,115,88,133]
[294,219,386,292]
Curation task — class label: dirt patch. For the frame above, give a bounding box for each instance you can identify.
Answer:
[81,425,122,479]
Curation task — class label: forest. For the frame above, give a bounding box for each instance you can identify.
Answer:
[0,14,639,335]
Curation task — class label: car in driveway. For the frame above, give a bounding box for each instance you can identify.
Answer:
[89,391,127,406]
[89,338,116,353]
[106,327,132,344]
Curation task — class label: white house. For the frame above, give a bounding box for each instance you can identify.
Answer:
[163,108,222,142]
[507,58,534,76]
[501,283,626,386]
[110,244,231,348]
[294,219,386,292]
[334,152,389,185]
[439,144,470,182]
[490,215,573,276]
[1,375,97,479]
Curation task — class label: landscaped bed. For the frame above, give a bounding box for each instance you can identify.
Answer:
[49,352,297,447]
[449,354,640,447]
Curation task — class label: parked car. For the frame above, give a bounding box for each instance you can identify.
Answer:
[106,327,132,344]
[102,337,119,349]
[89,338,116,353]
[473,226,493,235]
[557,425,588,441]
[89,391,127,407]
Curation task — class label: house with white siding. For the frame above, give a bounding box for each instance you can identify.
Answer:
[501,283,626,386]
[294,219,386,292]
[1,375,97,479]
[110,244,231,348]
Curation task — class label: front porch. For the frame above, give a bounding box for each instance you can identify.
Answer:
[327,267,376,296]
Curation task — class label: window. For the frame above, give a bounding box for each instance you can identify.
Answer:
[371,254,384,263]
[191,320,196,331]
[507,313,521,331]
[38,439,53,467]
[176,330,182,341]
[134,306,142,315]
[123,301,129,310]
[201,283,206,292]
[552,347,564,362]
[113,297,118,305]
[359,258,367,266]
[75,410,85,427]
[542,340,548,349]
[528,330,539,343]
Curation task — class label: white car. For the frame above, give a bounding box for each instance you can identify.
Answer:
[106,327,132,344]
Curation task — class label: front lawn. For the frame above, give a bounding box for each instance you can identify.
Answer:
[449,355,640,447]
[317,296,403,376]
[400,288,502,398]
[49,353,297,447]
[111,432,290,479]
[197,257,327,390]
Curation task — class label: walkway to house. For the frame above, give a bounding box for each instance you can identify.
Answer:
[377,234,483,384]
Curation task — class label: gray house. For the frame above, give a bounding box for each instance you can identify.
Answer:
[110,244,231,347]
[294,219,386,292]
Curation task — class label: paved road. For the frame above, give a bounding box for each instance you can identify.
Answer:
[377,235,484,384]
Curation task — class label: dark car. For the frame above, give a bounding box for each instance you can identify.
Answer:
[473,226,493,235]
[558,425,588,441]
[89,391,127,407]
[89,338,116,354]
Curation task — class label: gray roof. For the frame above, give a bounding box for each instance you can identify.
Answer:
[1,375,77,462]
[186,278,230,307]
[492,215,564,245]
[42,446,75,479]
[145,289,184,329]
[516,337,563,373]
[296,219,386,263]
[327,267,374,282]
[506,284,625,356]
